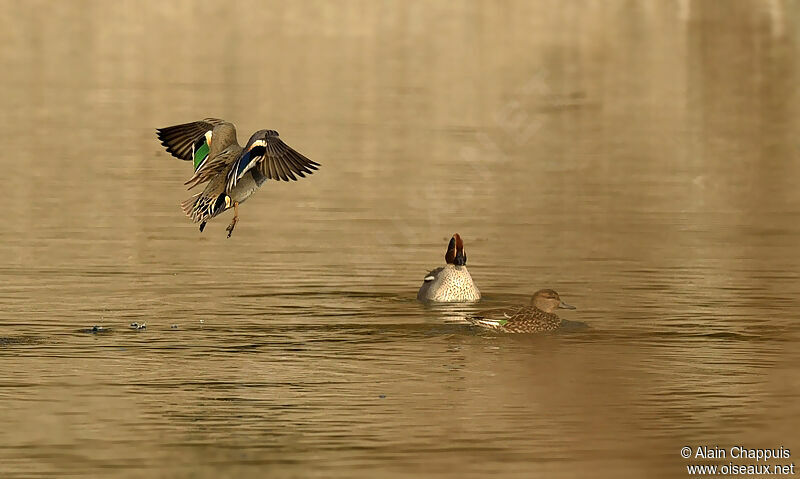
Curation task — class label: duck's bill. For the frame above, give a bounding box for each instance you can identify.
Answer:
[558,301,577,310]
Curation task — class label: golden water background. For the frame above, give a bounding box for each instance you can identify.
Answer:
[1,1,799,477]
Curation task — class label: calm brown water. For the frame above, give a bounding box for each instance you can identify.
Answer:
[1,1,799,477]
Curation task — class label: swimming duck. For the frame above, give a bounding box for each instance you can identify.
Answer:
[156,118,319,237]
[417,234,481,303]
[468,289,575,333]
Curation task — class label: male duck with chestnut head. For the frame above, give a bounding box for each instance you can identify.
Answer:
[417,234,481,303]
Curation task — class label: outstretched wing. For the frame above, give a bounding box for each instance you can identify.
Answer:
[156,118,229,168]
[227,130,319,190]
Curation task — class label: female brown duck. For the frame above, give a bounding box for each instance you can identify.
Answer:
[468,289,576,333]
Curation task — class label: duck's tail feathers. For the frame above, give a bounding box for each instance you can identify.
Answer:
[180,192,228,224]
[180,194,201,217]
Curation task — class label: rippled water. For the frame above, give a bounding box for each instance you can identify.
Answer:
[1,1,799,477]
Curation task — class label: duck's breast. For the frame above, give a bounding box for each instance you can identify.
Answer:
[229,169,266,204]
[417,265,480,302]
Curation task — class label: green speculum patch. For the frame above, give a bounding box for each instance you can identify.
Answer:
[193,143,209,171]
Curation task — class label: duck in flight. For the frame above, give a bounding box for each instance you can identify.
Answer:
[156,118,319,237]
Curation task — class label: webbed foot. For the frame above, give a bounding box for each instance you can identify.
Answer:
[226,218,237,238]
[226,202,239,238]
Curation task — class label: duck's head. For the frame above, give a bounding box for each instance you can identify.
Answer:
[444,233,467,266]
[531,289,576,313]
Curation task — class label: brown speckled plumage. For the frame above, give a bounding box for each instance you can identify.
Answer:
[469,289,575,334]
[470,305,562,333]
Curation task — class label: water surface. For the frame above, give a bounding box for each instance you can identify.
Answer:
[1,1,799,477]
